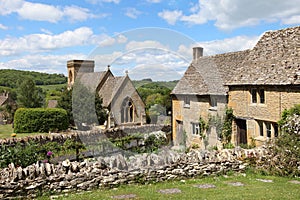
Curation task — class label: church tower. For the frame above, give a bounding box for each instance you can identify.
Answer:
[67,60,95,88]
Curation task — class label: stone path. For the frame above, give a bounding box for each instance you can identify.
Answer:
[289,180,300,184]
[157,188,182,194]
[193,184,216,189]
[256,179,273,183]
[111,194,137,199]
[227,182,245,186]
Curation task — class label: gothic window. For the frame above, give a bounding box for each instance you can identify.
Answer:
[121,97,134,123]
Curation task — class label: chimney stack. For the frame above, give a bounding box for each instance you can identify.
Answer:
[193,47,203,62]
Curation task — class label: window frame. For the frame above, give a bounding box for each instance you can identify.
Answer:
[210,95,218,108]
[184,96,190,108]
[251,88,257,103]
[258,121,264,136]
[259,89,265,104]
[192,122,200,135]
[266,122,271,138]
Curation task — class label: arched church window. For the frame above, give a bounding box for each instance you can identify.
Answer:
[121,97,134,123]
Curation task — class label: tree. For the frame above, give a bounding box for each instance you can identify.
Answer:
[95,94,107,125]
[58,83,107,128]
[16,78,45,108]
[57,87,73,125]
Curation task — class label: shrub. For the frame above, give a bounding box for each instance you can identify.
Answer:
[255,104,300,177]
[14,108,68,133]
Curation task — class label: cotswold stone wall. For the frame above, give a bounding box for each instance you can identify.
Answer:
[0,124,166,147]
[0,147,268,199]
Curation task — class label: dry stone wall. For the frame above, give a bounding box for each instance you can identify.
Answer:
[0,147,268,199]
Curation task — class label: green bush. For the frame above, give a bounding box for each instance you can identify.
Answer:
[14,108,69,133]
[254,104,300,177]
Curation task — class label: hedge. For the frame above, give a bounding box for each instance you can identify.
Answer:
[14,108,69,133]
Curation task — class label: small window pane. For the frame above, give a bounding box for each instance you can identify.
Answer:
[210,96,217,107]
[184,96,190,107]
[266,123,271,138]
[259,89,265,104]
[251,89,257,103]
[259,121,263,136]
[274,123,278,137]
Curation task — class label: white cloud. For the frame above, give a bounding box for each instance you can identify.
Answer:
[282,15,300,24]
[17,1,63,23]
[0,27,94,56]
[177,35,260,57]
[147,0,162,3]
[125,8,142,19]
[0,0,23,15]
[0,0,98,23]
[90,51,123,71]
[158,0,300,30]
[125,40,168,51]
[158,10,182,25]
[86,0,120,4]
[40,28,52,35]
[63,6,96,22]
[0,28,128,57]
[0,53,86,75]
[116,34,128,43]
[0,24,8,30]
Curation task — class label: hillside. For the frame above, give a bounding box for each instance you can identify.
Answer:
[0,69,67,88]
[132,79,178,90]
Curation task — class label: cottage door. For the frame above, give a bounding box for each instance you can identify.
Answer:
[236,119,247,145]
[175,120,184,145]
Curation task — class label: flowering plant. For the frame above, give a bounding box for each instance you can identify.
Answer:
[46,151,53,163]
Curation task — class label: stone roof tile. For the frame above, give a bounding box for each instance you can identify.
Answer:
[172,50,249,95]
[227,26,300,85]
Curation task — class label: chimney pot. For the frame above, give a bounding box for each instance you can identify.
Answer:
[193,47,203,61]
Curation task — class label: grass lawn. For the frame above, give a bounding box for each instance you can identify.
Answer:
[0,124,44,139]
[38,173,300,200]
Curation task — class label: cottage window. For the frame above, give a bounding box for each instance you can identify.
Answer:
[251,89,257,103]
[210,95,217,108]
[259,89,265,104]
[258,121,264,136]
[192,122,200,135]
[274,123,278,137]
[184,96,190,108]
[266,122,271,138]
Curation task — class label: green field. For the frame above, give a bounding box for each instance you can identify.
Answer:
[38,173,300,200]
[37,83,67,91]
[0,124,43,139]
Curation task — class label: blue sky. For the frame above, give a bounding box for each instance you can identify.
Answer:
[0,0,299,81]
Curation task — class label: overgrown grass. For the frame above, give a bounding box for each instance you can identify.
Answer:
[38,173,300,200]
[0,124,43,139]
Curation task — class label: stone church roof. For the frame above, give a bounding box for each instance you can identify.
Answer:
[76,70,127,108]
[99,75,126,107]
[172,50,249,95]
[227,26,300,85]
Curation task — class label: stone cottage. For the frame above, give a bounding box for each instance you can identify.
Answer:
[67,60,146,128]
[226,26,300,146]
[171,47,249,148]
[172,25,300,148]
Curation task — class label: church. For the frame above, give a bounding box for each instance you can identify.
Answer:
[67,60,146,128]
